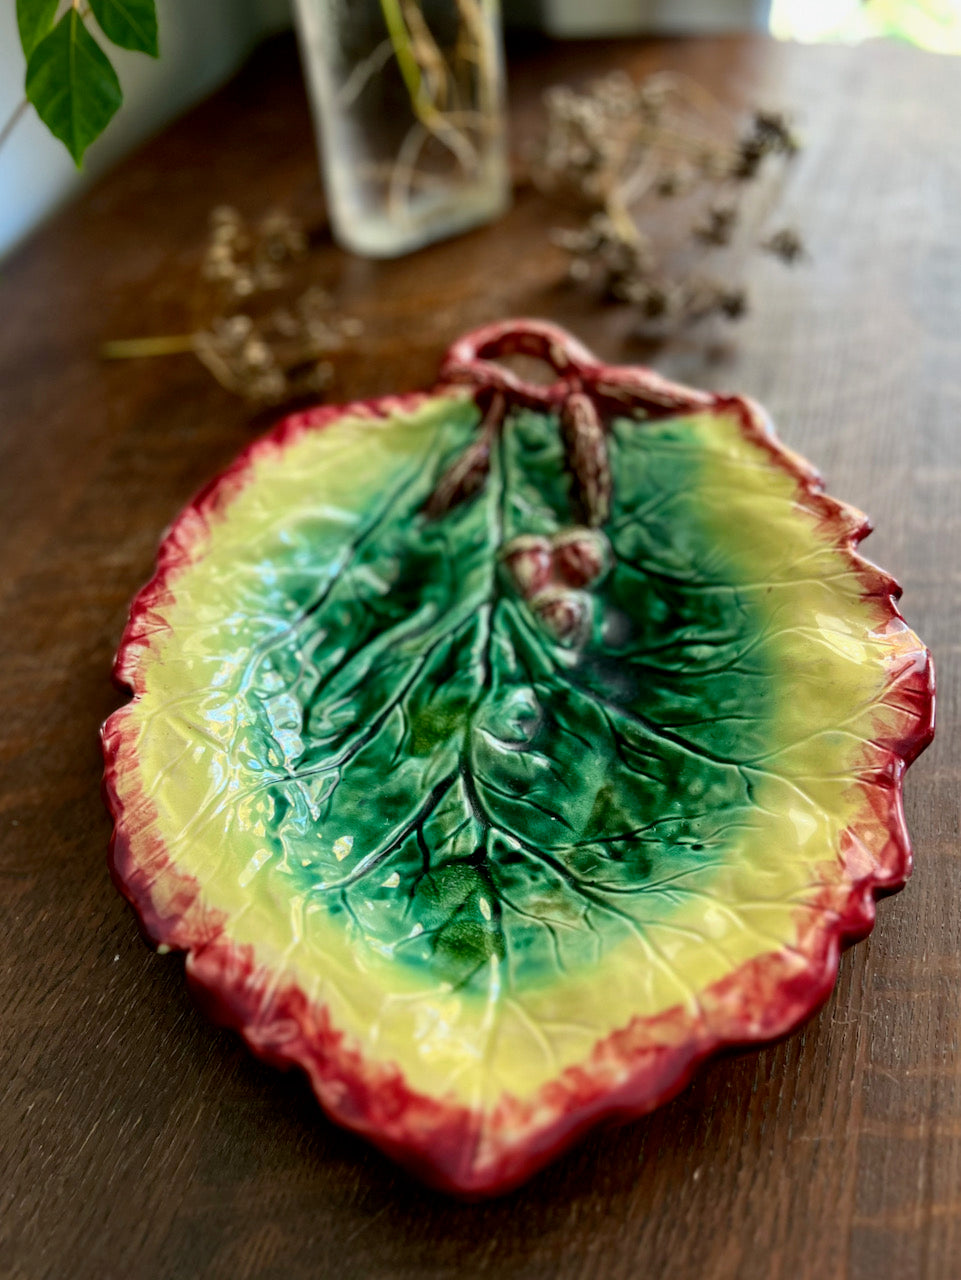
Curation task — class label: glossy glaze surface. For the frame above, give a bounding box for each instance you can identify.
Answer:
[102,321,934,1196]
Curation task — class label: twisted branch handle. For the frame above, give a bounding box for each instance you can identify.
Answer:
[439,318,714,414]
[428,319,714,521]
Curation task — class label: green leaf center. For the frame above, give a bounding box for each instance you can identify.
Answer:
[236,404,778,994]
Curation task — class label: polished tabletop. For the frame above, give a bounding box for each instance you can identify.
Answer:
[0,30,958,1280]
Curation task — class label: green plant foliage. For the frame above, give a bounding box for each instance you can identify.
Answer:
[26,11,123,167]
[89,0,159,58]
[16,0,159,165]
[233,403,777,992]
[15,0,58,61]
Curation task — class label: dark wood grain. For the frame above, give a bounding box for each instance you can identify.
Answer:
[0,31,958,1280]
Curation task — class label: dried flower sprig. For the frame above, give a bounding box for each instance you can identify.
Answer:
[102,207,363,406]
[531,71,804,332]
[202,205,309,299]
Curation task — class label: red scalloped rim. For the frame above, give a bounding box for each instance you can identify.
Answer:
[102,320,935,1198]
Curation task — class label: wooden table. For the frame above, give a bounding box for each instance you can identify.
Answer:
[1,31,958,1280]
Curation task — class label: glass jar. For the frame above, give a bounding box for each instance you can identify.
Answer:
[293,0,511,257]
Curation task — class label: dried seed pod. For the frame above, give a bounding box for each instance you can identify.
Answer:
[680,279,747,323]
[718,287,748,319]
[694,203,738,246]
[752,109,801,156]
[762,227,805,264]
[502,535,553,598]
[560,392,611,528]
[210,204,242,229]
[552,528,610,588]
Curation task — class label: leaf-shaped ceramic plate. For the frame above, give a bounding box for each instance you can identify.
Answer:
[103,320,934,1197]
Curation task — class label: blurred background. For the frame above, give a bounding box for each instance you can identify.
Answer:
[1,0,959,259]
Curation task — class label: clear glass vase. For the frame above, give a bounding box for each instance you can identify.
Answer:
[293,0,511,258]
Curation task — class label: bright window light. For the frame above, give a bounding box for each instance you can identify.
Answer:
[770,0,961,52]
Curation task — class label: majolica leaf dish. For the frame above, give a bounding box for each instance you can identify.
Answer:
[102,319,934,1197]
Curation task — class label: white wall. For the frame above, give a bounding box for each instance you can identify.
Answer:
[0,0,291,259]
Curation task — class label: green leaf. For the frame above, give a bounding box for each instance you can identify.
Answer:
[26,11,123,167]
[16,0,59,61]
[226,402,778,992]
[89,0,159,57]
